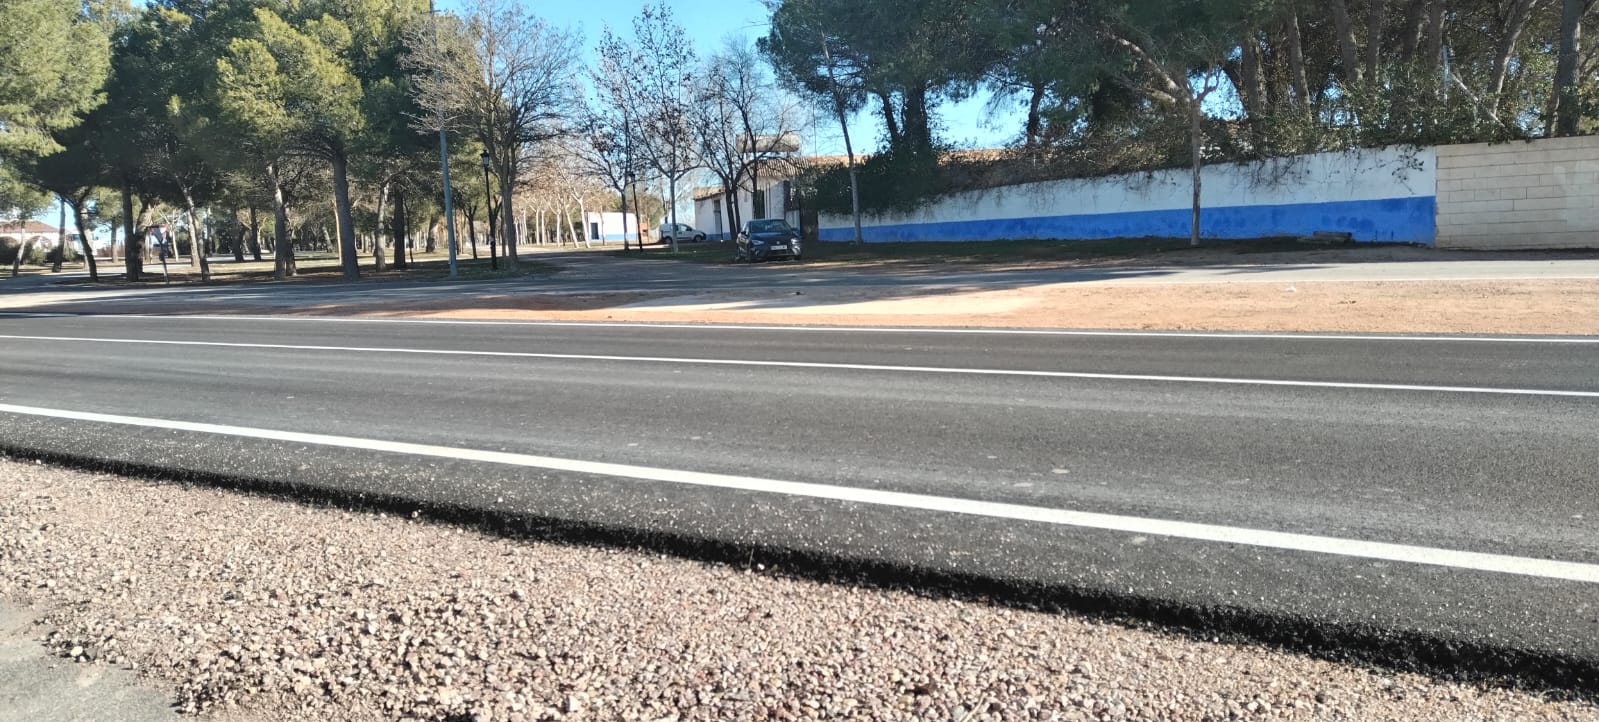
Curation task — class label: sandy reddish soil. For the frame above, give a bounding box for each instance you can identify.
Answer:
[12,246,1599,335]
[326,279,1599,336]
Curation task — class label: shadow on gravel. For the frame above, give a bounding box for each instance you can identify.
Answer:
[11,447,1598,704]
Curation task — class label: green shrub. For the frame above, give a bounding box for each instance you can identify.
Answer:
[0,237,49,266]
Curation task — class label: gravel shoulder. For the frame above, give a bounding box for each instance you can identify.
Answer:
[2,458,1595,721]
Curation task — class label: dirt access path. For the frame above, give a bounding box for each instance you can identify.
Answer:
[8,245,1599,335]
[335,245,1599,335]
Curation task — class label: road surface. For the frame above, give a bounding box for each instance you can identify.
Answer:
[1,314,1597,683]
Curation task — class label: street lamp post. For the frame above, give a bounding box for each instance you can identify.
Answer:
[623,170,635,253]
[481,152,498,271]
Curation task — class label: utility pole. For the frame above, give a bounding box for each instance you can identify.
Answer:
[430,0,458,278]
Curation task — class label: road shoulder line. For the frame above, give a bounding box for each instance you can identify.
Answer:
[2,401,1597,584]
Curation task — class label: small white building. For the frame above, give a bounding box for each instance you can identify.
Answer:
[0,219,59,249]
[692,175,798,241]
[581,212,642,245]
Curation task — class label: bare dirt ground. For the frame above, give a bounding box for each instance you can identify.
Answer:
[340,280,1599,336]
[4,459,1596,721]
[8,245,1598,335]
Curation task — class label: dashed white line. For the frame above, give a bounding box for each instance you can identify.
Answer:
[2,333,1596,398]
[1,402,1595,584]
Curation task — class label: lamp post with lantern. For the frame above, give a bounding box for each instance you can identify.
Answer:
[480,152,498,271]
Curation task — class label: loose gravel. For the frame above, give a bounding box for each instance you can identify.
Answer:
[1,458,1595,722]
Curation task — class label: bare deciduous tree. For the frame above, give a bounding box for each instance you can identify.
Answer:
[629,5,699,253]
[408,0,578,263]
[688,39,805,237]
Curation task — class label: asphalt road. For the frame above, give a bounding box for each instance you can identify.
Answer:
[1,315,1597,683]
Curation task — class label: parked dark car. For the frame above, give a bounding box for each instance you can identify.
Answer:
[733,219,802,262]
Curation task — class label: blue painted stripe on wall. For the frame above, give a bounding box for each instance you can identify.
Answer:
[818,196,1437,244]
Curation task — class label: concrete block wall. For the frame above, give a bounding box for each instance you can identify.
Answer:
[1436,135,1599,249]
[817,146,1438,245]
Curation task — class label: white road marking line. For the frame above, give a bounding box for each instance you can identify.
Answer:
[16,313,1599,344]
[2,333,1596,398]
[2,401,1595,584]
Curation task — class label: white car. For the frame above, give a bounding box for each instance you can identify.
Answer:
[656,223,708,243]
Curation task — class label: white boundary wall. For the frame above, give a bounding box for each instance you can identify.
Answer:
[816,146,1438,244]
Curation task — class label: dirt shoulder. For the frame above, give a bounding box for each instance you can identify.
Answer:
[321,279,1599,336]
[10,245,1599,335]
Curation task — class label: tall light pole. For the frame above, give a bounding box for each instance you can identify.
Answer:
[429,0,458,278]
[481,152,498,270]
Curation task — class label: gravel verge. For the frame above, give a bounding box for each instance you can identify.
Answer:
[2,458,1595,722]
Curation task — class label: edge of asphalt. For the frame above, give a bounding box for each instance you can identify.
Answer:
[5,446,1597,705]
[0,603,180,722]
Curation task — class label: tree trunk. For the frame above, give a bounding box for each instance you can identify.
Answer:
[247,206,263,262]
[464,202,478,258]
[53,198,64,272]
[121,181,141,282]
[750,160,761,221]
[1367,0,1388,82]
[270,163,295,280]
[1554,0,1588,135]
[393,188,409,270]
[1240,34,1266,145]
[426,216,438,253]
[374,181,389,273]
[1190,101,1204,247]
[1024,80,1046,148]
[108,224,119,265]
[69,195,99,282]
[876,91,902,148]
[575,193,590,248]
[620,188,631,253]
[1489,0,1541,98]
[667,175,679,253]
[500,175,517,264]
[1425,0,1445,80]
[1327,0,1364,86]
[823,39,864,245]
[181,188,210,281]
[723,182,740,237]
[631,186,643,249]
[1401,0,1429,61]
[10,238,29,277]
[1284,12,1311,116]
[331,152,359,280]
[233,209,247,262]
[901,85,932,152]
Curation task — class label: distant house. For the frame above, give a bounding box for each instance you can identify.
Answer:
[0,219,60,250]
[581,212,642,244]
[692,172,799,242]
